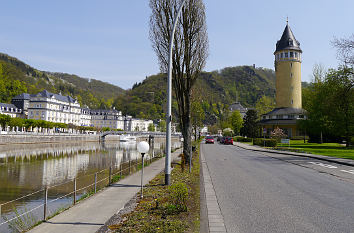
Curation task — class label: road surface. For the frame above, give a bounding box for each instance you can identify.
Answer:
[201,143,354,233]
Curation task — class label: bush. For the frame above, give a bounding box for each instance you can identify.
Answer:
[234,136,253,142]
[253,138,277,147]
[168,182,188,212]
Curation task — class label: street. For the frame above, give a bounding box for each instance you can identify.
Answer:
[201,143,354,233]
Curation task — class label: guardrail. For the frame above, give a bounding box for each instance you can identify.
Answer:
[0,151,162,232]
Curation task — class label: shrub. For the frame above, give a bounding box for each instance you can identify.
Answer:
[253,138,277,147]
[234,136,253,142]
[168,182,188,211]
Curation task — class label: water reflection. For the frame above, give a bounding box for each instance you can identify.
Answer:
[0,137,181,233]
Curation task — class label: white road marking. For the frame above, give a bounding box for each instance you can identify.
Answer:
[308,162,337,169]
[341,170,354,175]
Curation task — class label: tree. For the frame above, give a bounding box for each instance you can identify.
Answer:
[255,96,275,117]
[301,66,353,146]
[0,114,11,128]
[241,109,258,138]
[332,34,354,66]
[191,101,204,140]
[149,0,208,163]
[158,120,166,132]
[148,123,155,132]
[229,111,243,135]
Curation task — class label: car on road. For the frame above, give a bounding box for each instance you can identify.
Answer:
[224,137,233,145]
[205,136,214,144]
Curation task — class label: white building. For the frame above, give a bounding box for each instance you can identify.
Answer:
[28,90,81,125]
[80,108,92,127]
[90,109,124,130]
[130,119,153,132]
[0,103,22,118]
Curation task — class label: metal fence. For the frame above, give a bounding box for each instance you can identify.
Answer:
[0,151,161,232]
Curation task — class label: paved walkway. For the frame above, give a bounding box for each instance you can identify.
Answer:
[29,149,182,233]
[234,142,354,167]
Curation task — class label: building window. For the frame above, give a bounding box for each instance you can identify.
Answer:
[276,115,282,119]
[288,115,294,119]
[285,52,288,58]
[281,53,283,58]
[291,99,294,104]
[295,52,298,58]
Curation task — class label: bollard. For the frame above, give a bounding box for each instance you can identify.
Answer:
[44,187,48,221]
[109,167,112,185]
[94,173,97,193]
[73,178,77,205]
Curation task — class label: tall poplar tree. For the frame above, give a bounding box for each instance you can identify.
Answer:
[149,0,209,162]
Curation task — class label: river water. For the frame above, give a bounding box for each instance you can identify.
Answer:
[0,137,181,233]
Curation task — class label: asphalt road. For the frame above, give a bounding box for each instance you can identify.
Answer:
[201,143,354,233]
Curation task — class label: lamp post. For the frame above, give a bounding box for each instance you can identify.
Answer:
[137,141,149,198]
[165,0,187,186]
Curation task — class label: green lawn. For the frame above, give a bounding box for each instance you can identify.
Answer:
[277,140,354,160]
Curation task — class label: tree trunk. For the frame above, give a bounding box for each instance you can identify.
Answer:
[181,115,192,165]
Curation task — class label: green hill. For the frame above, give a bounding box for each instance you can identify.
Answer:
[113,66,278,124]
[0,53,125,109]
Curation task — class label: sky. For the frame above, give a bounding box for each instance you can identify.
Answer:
[0,0,353,89]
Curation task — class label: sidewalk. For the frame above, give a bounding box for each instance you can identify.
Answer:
[29,149,182,233]
[234,142,354,167]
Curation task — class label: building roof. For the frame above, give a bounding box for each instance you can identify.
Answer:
[262,107,306,116]
[33,90,77,103]
[12,93,31,100]
[229,102,247,112]
[259,119,298,125]
[275,23,302,53]
[0,103,18,109]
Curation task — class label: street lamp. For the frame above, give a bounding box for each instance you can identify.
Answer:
[137,141,149,198]
[165,0,187,186]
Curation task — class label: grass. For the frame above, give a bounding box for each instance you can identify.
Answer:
[276,140,354,160]
[109,143,201,233]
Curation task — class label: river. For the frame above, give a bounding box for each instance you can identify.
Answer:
[0,137,181,233]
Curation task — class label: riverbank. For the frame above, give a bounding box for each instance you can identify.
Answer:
[0,134,107,145]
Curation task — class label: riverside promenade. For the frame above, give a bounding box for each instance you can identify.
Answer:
[29,149,182,233]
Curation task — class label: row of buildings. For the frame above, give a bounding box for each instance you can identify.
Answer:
[0,90,153,132]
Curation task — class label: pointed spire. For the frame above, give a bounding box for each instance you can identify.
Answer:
[275,22,302,53]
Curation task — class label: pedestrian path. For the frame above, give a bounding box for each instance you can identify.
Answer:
[29,149,182,233]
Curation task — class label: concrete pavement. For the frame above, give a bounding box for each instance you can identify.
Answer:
[29,149,182,233]
[234,142,354,167]
[201,143,354,233]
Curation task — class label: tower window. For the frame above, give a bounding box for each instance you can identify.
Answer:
[281,53,283,58]
[291,99,294,104]
[290,52,294,57]
[295,52,298,58]
[285,52,288,58]
[291,63,293,68]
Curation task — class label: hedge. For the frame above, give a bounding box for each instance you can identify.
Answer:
[234,136,253,142]
[253,138,277,147]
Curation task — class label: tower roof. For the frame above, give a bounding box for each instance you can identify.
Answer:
[275,23,302,53]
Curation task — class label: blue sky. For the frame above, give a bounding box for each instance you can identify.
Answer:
[0,0,353,89]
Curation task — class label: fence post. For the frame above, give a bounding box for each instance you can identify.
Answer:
[120,163,122,178]
[129,159,131,174]
[109,167,112,186]
[0,204,2,219]
[44,187,48,221]
[94,173,97,193]
[73,178,77,205]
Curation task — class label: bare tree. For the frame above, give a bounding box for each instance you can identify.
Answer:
[332,34,354,66]
[149,0,208,163]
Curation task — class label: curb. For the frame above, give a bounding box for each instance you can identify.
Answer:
[200,147,227,233]
[234,142,354,167]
